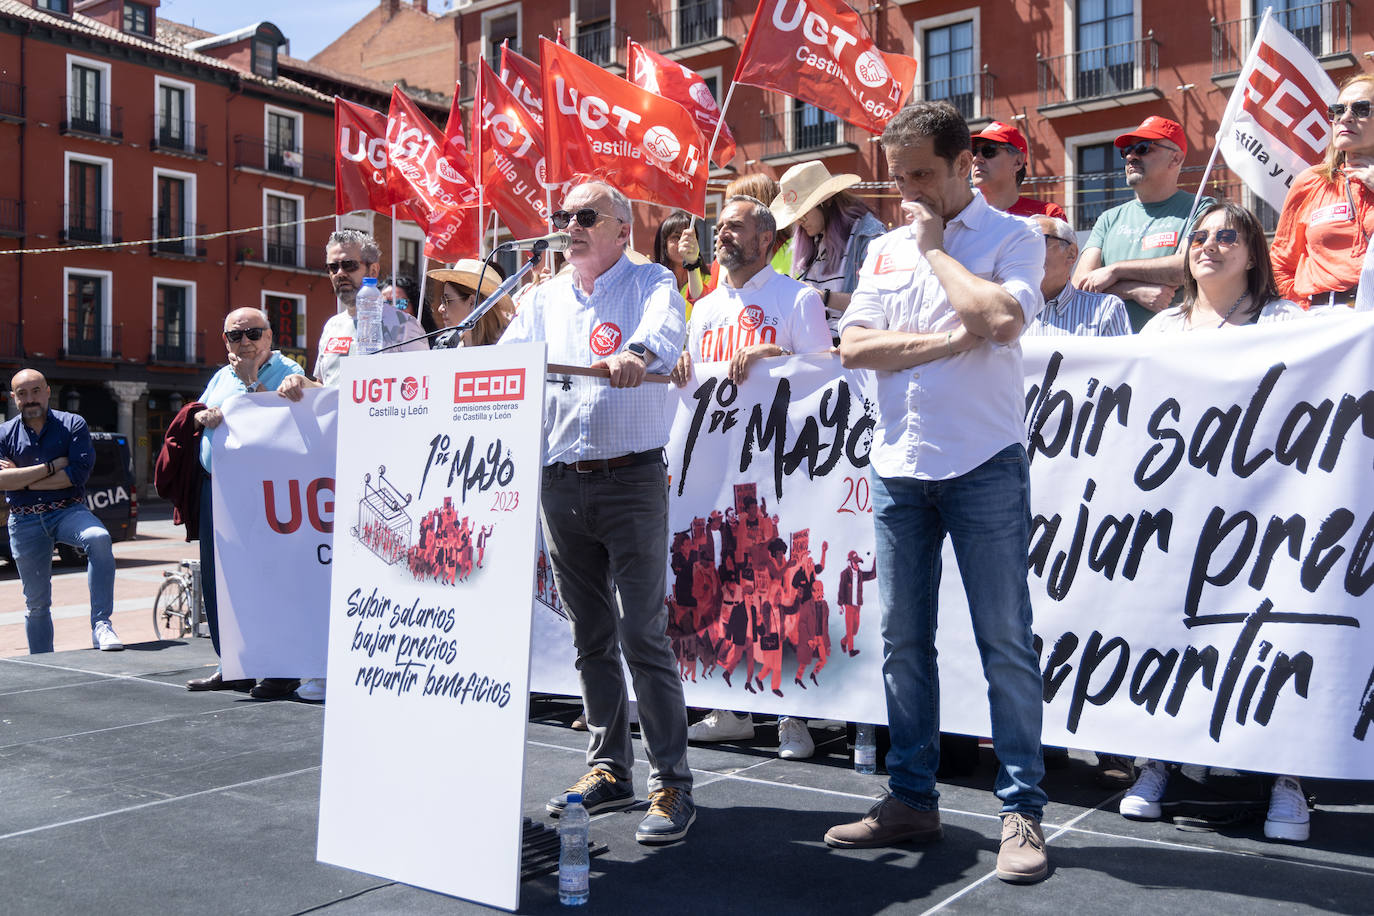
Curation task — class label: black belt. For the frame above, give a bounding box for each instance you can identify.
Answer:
[1310,286,1359,308]
[550,448,663,474]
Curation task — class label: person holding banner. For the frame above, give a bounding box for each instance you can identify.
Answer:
[1075,117,1212,332]
[825,101,1050,885]
[425,260,514,348]
[1271,74,1374,312]
[500,179,695,846]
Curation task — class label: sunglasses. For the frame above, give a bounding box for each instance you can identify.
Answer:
[1189,228,1240,247]
[326,259,362,274]
[551,208,622,229]
[440,287,476,307]
[973,143,1015,160]
[1119,140,1177,160]
[225,327,267,343]
[390,298,410,309]
[1327,100,1373,121]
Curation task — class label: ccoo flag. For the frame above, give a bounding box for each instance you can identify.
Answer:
[733,0,917,136]
[1216,10,1338,211]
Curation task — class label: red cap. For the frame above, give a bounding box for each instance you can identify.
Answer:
[971,121,1028,157]
[1114,116,1187,155]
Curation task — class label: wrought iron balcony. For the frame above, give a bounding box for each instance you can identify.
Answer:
[152,328,205,364]
[150,114,208,157]
[642,0,743,57]
[1037,34,1160,113]
[1210,0,1355,80]
[62,205,122,244]
[149,218,207,258]
[575,21,630,69]
[64,323,122,360]
[61,96,123,140]
[922,67,996,123]
[0,81,22,120]
[0,198,22,237]
[233,136,334,185]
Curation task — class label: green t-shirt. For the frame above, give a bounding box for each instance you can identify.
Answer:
[1086,190,1213,331]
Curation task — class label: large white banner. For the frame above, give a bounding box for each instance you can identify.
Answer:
[531,317,1374,779]
[317,344,546,912]
[213,387,338,680]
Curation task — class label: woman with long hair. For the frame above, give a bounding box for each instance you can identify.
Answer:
[653,211,707,312]
[425,260,514,348]
[1270,73,1374,311]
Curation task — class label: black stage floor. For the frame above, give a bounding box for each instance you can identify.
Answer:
[2,641,1371,914]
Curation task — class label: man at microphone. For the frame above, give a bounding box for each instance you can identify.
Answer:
[500,180,694,846]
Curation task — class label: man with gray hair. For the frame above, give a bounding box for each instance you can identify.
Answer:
[501,179,695,846]
[1025,215,1131,337]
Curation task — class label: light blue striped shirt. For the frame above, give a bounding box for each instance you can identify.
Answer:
[1024,283,1132,337]
[500,254,686,465]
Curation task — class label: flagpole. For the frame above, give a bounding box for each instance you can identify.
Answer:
[390,205,399,285]
[477,187,486,259]
[688,80,740,233]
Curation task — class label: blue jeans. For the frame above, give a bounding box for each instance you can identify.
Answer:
[8,503,115,654]
[872,444,1047,818]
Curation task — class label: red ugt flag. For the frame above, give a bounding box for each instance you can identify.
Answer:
[334,98,393,215]
[540,38,708,217]
[476,60,555,240]
[386,86,479,260]
[627,38,736,168]
[499,42,545,128]
[734,0,917,135]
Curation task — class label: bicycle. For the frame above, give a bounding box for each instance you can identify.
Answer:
[153,559,207,641]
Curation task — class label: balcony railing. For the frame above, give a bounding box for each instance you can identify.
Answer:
[923,67,996,122]
[233,135,335,185]
[0,322,20,359]
[61,97,123,140]
[642,0,743,55]
[64,323,121,359]
[1038,34,1159,109]
[758,105,863,163]
[0,198,22,236]
[62,205,122,244]
[0,81,22,120]
[1211,0,1354,79]
[152,327,205,364]
[235,235,324,273]
[150,115,208,156]
[575,21,630,69]
[149,218,207,258]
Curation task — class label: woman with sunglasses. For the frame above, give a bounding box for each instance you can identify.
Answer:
[379,276,432,335]
[1271,73,1374,311]
[425,260,514,348]
[652,211,707,315]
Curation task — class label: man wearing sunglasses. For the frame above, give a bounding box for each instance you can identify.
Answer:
[969,122,1067,221]
[1075,116,1213,331]
[186,309,303,692]
[502,180,695,847]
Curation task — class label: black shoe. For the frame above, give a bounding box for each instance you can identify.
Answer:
[794,677,807,690]
[744,681,756,694]
[547,768,636,817]
[810,672,819,686]
[186,671,254,692]
[249,678,301,700]
[722,670,732,687]
[772,688,784,697]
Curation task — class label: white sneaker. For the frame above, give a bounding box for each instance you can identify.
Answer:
[92,621,123,651]
[777,716,815,759]
[295,677,327,702]
[687,709,754,742]
[1119,759,1169,820]
[1264,776,1310,842]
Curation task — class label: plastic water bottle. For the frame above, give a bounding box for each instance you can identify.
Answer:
[558,793,590,906]
[855,723,877,774]
[355,277,383,355]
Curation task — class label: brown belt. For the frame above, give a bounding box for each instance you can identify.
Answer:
[10,496,82,516]
[550,448,664,474]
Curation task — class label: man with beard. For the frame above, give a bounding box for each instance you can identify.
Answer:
[1073,117,1212,331]
[0,369,119,653]
[672,194,832,758]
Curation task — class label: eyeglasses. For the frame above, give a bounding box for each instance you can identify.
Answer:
[390,298,410,309]
[1327,100,1373,121]
[551,208,623,230]
[1044,235,1075,246]
[1189,228,1240,248]
[225,327,267,343]
[1119,140,1177,160]
[440,287,475,307]
[326,259,362,274]
[973,143,1015,160]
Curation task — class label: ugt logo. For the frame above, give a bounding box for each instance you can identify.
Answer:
[352,375,431,403]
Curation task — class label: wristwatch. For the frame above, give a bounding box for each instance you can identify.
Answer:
[626,342,650,363]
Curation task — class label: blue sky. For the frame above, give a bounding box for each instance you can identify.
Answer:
[157,0,385,61]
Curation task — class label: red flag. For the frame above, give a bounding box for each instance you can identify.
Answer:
[386,86,479,260]
[540,38,708,217]
[627,39,736,168]
[476,61,557,240]
[499,42,544,127]
[334,97,393,215]
[733,0,917,135]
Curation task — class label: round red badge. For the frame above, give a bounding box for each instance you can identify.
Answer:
[738,304,764,331]
[589,321,622,357]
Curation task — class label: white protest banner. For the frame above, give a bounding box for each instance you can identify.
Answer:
[317,344,546,911]
[1216,10,1337,211]
[212,387,337,680]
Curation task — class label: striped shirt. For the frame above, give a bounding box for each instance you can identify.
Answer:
[500,253,686,465]
[1024,283,1132,337]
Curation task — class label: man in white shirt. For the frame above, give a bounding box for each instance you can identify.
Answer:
[670,195,832,759]
[824,102,1050,885]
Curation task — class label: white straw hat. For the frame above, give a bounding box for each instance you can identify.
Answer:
[769,161,861,232]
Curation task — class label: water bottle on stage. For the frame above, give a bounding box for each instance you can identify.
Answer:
[355,278,383,354]
[558,793,590,906]
[855,723,877,774]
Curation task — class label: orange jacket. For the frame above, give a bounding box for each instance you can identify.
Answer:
[1271,166,1374,305]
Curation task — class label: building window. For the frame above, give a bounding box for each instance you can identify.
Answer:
[38,0,70,13]
[484,8,519,71]
[70,63,102,134]
[122,1,151,36]
[575,0,613,66]
[678,0,721,46]
[67,273,106,357]
[1076,0,1134,99]
[1269,0,1322,56]
[793,101,839,150]
[265,293,305,353]
[155,283,189,361]
[265,194,301,267]
[252,37,278,79]
[67,157,110,243]
[398,237,421,281]
[157,83,187,149]
[1074,141,1129,232]
[156,174,188,254]
[266,109,301,175]
[924,21,976,119]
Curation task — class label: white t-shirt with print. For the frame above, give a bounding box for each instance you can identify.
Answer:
[313,306,428,387]
[687,266,832,365]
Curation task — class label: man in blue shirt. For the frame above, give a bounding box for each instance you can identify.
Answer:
[1,369,119,653]
[502,179,694,846]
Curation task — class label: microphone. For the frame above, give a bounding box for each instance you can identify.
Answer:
[499,231,572,252]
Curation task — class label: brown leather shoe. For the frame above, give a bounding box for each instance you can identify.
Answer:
[186,671,254,692]
[1095,753,1137,789]
[996,812,1048,883]
[824,794,942,848]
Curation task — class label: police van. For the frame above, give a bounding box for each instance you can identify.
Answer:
[0,431,138,563]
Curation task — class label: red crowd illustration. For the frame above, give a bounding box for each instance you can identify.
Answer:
[354,469,495,587]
